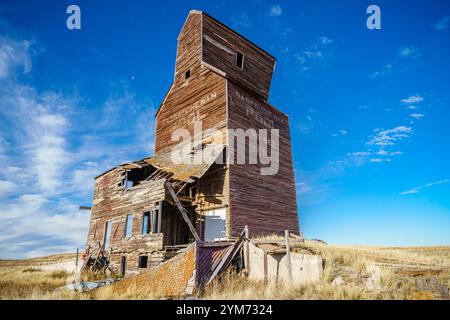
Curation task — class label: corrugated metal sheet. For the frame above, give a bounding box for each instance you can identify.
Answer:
[195,242,233,286]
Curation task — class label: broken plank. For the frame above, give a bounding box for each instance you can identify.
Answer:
[165,181,200,241]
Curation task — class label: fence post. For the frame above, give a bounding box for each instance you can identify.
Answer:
[285,230,293,283]
[75,248,79,271]
[244,225,250,273]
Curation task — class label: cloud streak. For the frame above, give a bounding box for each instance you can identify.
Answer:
[400,180,450,195]
[367,126,412,147]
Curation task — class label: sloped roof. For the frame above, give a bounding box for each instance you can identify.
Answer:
[144,144,224,182]
[95,144,224,183]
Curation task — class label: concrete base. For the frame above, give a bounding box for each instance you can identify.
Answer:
[248,243,322,286]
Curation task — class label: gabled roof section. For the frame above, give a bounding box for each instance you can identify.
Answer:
[95,144,225,183]
[145,144,225,182]
[201,11,276,61]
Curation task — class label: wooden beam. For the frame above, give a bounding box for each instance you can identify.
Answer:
[165,181,200,241]
[285,230,293,283]
[244,225,250,272]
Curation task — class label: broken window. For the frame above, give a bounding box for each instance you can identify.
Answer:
[142,209,160,234]
[204,208,226,241]
[150,209,160,233]
[185,69,191,80]
[142,212,150,234]
[138,255,148,268]
[124,214,133,238]
[235,51,244,69]
[103,221,112,249]
[122,166,154,190]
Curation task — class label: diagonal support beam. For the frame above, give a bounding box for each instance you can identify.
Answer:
[165,181,200,241]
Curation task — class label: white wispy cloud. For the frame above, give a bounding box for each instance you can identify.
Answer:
[367,126,412,147]
[298,110,321,134]
[332,129,347,137]
[397,45,420,59]
[0,31,155,258]
[401,95,424,104]
[434,17,449,31]
[369,64,392,79]
[400,179,450,195]
[231,13,251,29]
[347,151,371,157]
[376,150,402,156]
[0,180,15,195]
[370,158,391,163]
[295,36,335,71]
[0,37,32,78]
[269,5,282,17]
[410,113,425,120]
[318,36,333,45]
[1,85,73,193]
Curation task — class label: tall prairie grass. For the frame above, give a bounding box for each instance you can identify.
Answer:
[1,242,448,300]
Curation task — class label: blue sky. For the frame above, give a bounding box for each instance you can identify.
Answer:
[0,1,449,258]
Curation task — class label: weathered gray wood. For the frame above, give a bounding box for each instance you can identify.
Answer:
[165,181,200,241]
[285,230,293,282]
[244,225,250,272]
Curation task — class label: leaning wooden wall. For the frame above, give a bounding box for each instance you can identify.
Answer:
[88,168,167,274]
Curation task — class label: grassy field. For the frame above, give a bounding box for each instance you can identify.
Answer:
[1,241,449,300]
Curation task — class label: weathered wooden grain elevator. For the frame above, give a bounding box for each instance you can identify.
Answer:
[85,10,299,276]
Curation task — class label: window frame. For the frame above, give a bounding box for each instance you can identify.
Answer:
[235,51,244,70]
[142,212,151,235]
[103,221,112,250]
[124,214,133,238]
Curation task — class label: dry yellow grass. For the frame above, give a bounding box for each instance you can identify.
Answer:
[1,242,449,300]
[202,241,450,300]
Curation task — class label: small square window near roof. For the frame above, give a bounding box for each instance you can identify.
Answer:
[236,52,244,69]
[185,69,190,80]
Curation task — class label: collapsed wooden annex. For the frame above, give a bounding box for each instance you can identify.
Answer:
[84,10,300,277]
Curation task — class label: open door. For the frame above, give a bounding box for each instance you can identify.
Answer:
[120,256,127,277]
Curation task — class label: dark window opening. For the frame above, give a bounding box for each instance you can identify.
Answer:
[185,70,191,80]
[138,255,148,268]
[122,166,154,190]
[189,186,197,198]
[236,52,244,69]
[120,256,127,276]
